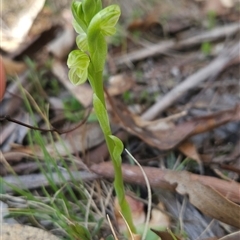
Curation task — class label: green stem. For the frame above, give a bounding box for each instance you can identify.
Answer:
[105,135,136,233]
[89,70,136,234]
[88,66,105,106]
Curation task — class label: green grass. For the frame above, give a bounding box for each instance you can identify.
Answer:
[0,66,114,240]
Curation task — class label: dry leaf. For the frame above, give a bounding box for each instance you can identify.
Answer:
[92,163,240,230]
[1,56,26,76]
[90,163,240,204]
[127,12,159,32]
[164,171,240,228]
[114,195,145,232]
[149,202,170,229]
[1,224,60,240]
[131,114,175,131]
[107,74,135,96]
[219,231,240,240]
[114,194,170,239]
[108,94,240,151]
[178,140,202,165]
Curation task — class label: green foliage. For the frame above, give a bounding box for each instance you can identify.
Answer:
[1,84,105,240]
[122,90,132,104]
[105,235,115,240]
[138,226,166,240]
[46,77,60,96]
[201,41,212,56]
[24,57,61,107]
[63,96,82,110]
[69,223,92,240]
[63,96,84,122]
[68,0,136,234]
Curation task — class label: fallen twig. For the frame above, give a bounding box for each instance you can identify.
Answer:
[115,22,240,67]
[141,41,240,120]
[2,171,98,192]
[90,162,240,204]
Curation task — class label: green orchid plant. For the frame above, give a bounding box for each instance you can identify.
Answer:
[67,0,136,234]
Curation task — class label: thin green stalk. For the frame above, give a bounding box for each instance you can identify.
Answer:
[92,69,136,232]
[105,123,136,233]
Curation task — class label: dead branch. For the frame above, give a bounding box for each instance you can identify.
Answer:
[2,171,98,192]
[115,22,240,67]
[141,41,240,120]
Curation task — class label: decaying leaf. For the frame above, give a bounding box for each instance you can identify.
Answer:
[108,94,240,151]
[164,171,240,229]
[149,202,170,229]
[219,231,240,240]
[91,163,240,204]
[107,74,135,96]
[114,195,145,232]
[92,162,240,228]
[1,56,26,76]
[114,194,170,239]
[1,223,60,240]
[178,140,202,165]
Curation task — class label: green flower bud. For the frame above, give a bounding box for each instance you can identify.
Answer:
[67,50,90,85]
[82,0,102,26]
[72,19,88,52]
[72,19,85,35]
[87,5,121,72]
[76,34,88,52]
[71,1,87,32]
[88,5,121,38]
